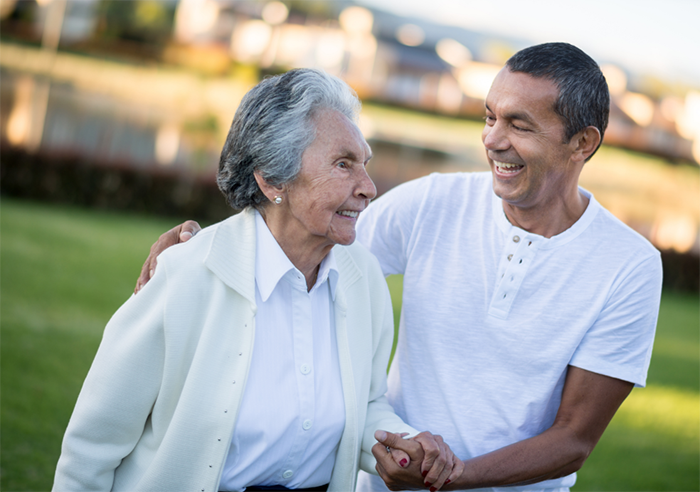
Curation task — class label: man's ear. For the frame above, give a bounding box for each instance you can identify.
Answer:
[254,171,285,203]
[572,126,602,163]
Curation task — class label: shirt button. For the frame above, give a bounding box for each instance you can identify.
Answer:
[507,254,513,261]
[302,419,312,430]
[513,235,520,243]
[283,470,293,479]
[300,364,311,375]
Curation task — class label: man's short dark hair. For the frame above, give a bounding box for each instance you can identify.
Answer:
[506,42,609,160]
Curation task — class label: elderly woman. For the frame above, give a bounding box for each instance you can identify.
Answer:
[53,69,460,492]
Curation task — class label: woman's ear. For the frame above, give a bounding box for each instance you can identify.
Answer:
[254,171,285,204]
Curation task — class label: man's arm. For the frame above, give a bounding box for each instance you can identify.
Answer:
[135,220,201,293]
[374,366,633,490]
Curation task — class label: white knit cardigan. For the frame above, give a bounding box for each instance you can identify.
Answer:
[53,208,417,492]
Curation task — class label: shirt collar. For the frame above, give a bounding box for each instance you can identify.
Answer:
[255,211,339,301]
[490,185,600,250]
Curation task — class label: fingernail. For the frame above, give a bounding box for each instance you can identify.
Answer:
[375,430,387,441]
[399,459,407,467]
[430,488,437,492]
[149,269,154,278]
[445,479,451,485]
[422,471,428,478]
[424,482,432,487]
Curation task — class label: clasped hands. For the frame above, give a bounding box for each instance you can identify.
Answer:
[374,430,464,491]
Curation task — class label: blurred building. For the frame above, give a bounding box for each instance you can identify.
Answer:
[1,0,699,258]
[2,0,699,163]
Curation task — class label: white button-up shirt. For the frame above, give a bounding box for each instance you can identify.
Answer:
[218,212,345,491]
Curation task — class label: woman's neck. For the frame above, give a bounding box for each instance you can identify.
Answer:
[259,208,332,291]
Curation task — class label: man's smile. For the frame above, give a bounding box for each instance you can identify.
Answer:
[493,160,524,175]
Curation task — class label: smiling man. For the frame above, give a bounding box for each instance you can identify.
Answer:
[136,43,662,492]
[357,43,662,491]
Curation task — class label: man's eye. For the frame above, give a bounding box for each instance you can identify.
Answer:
[513,124,528,131]
[483,115,495,124]
[337,161,348,168]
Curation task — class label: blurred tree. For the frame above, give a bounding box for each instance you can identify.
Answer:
[95,0,175,48]
[286,0,337,23]
[0,0,17,20]
[0,0,40,43]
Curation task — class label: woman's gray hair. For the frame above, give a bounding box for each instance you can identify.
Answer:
[217,68,362,210]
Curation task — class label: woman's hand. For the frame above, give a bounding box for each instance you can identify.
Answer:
[373,430,464,491]
[134,220,202,293]
[386,432,412,470]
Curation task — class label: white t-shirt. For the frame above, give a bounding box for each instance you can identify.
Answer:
[355,172,662,492]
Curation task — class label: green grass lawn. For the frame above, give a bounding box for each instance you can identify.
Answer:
[2,198,698,491]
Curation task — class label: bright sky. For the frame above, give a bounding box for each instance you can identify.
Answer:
[360,0,700,87]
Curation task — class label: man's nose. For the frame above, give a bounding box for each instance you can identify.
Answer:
[482,122,510,151]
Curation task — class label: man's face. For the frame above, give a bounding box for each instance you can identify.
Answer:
[482,68,580,212]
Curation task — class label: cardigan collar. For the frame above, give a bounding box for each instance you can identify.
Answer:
[204,208,258,306]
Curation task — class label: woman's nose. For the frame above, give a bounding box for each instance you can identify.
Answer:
[356,165,377,200]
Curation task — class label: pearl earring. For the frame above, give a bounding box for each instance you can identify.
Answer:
[274,196,282,204]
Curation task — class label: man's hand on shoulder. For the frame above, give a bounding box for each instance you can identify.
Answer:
[134,220,202,293]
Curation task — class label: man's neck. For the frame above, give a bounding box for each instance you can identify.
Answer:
[502,190,590,238]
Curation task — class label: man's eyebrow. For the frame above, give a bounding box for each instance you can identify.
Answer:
[484,103,537,126]
[507,112,537,126]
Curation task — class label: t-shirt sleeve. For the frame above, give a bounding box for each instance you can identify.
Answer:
[569,251,663,387]
[356,177,429,277]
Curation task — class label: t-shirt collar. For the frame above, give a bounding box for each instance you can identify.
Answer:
[491,185,601,249]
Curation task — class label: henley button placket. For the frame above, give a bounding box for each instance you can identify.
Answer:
[489,232,542,318]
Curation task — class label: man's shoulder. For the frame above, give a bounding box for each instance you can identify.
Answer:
[419,170,490,191]
[385,171,489,195]
[378,171,491,212]
[592,202,659,258]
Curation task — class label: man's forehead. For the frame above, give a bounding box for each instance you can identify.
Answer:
[486,69,559,114]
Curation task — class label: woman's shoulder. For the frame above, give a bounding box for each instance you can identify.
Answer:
[158,211,253,266]
[156,222,217,266]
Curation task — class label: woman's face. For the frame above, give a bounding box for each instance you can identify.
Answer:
[282,109,376,248]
